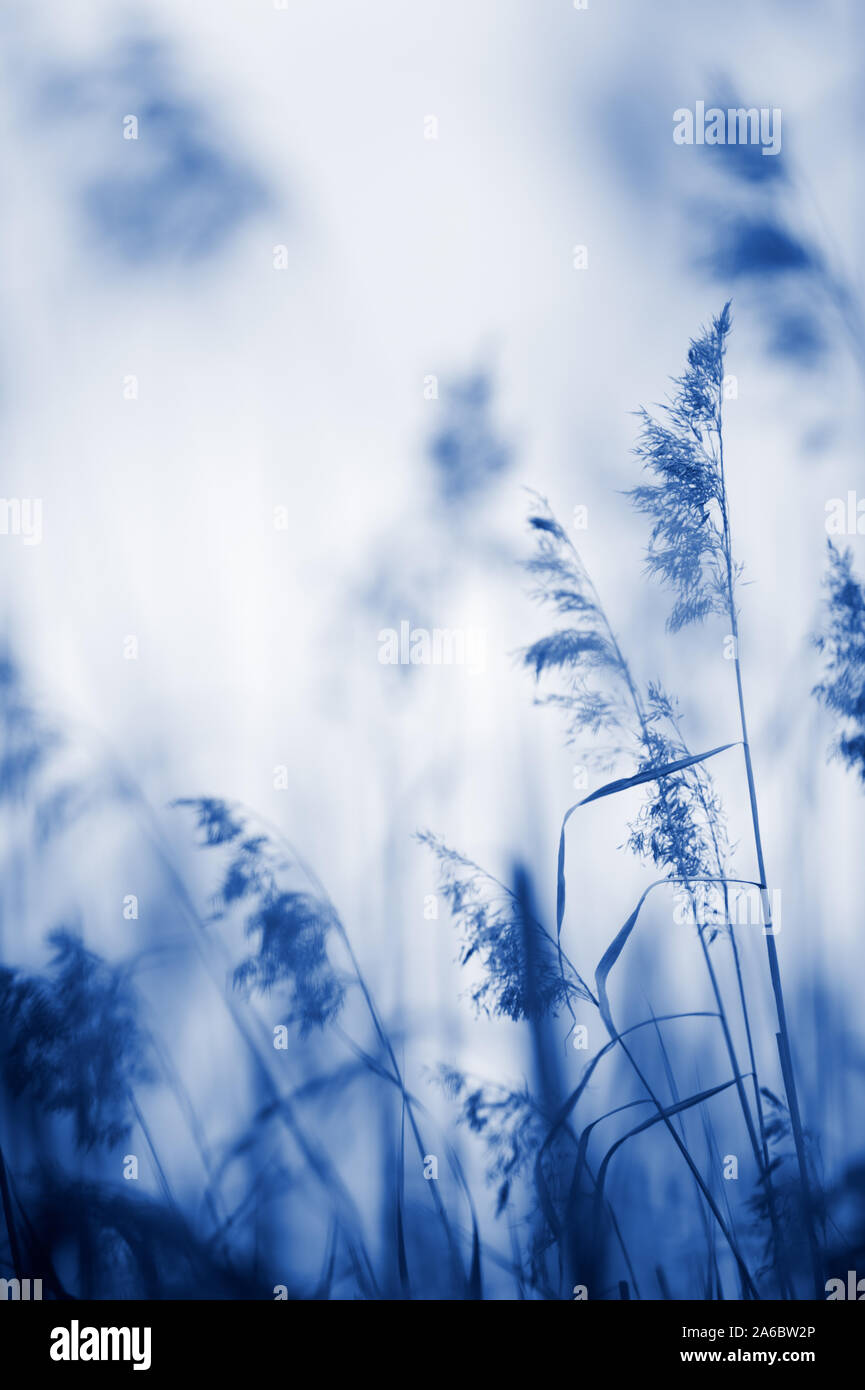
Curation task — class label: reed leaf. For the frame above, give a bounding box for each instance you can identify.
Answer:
[556,743,739,939]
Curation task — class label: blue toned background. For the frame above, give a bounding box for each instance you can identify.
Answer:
[0,0,863,1301]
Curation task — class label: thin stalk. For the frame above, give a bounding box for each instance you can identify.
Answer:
[692,761,777,1188]
[672,536,790,1298]
[554,542,767,1289]
[583,558,766,1186]
[695,925,761,1160]
[563,1094,647,1300]
[700,1104,740,1262]
[606,1033,759,1297]
[681,729,770,1157]
[727,916,792,1297]
[596,1178,642,1300]
[586,572,778,1272]
[150,1035,227,1236]
[256,812,469,1288]
[136,804,382,1293]
[715,367,823,1298]
[652,1014,723,1288]
[129,1090,182,1217]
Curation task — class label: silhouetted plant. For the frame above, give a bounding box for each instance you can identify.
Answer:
[521,480,775,1283]
[0,929,154,1150]
[174,798,484,1298]
[421,306,832,1300]
[628,303,821,1294]
[28,1171,262,1299]
[434,1066,545,1217]
[416,832,591,1021]
[176,801,347,1035]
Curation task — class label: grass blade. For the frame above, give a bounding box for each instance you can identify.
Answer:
[556,743,738,937]
[592,1078,739,1221]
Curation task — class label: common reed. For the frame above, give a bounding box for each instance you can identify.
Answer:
[2,310,862,1299]
[425,306,827,1298]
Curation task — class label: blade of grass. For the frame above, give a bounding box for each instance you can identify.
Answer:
[556,744,738,940]
[592,1078,739,1226]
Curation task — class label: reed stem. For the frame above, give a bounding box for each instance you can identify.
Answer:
[716,369,823,1298]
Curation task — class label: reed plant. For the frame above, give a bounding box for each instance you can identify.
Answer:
[0,310,857,1299]
[425,305,825,1298]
